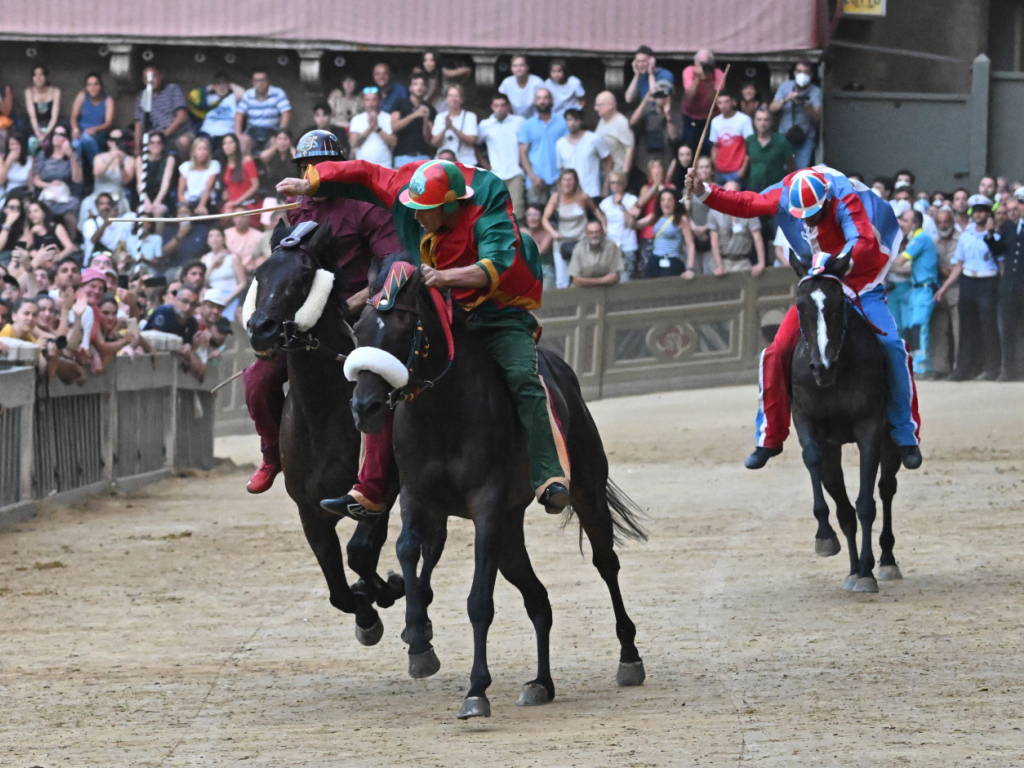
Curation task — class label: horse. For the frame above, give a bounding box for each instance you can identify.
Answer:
[244,220,404,642]
[790,254,903,593]
[344,260,647,719]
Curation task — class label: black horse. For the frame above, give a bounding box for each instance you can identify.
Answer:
[245,221,404,641]
[790,255,903,593]
[346,261,647,719]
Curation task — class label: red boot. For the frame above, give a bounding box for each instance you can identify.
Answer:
[246,462,280,494]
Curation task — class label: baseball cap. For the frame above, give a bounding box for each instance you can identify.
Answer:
[80,267,107,285]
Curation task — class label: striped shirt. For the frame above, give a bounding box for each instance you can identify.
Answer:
[238,86,292,129]
[134,83,187,133]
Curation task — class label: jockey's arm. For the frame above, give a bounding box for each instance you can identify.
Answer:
[830,191,879,264]
[300,160,403,208]
[421,264,488,289]
[694,179,781,219]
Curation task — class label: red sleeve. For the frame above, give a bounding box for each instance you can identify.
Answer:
[244,157,258,182]
[704,185,781,219]
[307,160,403,209]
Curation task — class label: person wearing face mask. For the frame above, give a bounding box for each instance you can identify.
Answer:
[769,60,821,170]
[929,207,960,377]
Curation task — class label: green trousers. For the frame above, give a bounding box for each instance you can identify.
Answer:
[467,311,568,494]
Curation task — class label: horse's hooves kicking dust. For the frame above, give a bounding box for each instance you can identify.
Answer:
[852,575,879,593]
[516,682,554,706]
[456,696,491,719]
[616,660,647,686]
[408,647,441,678]
[877,565,903,581]
[354,617,384,646]
[815,535,841,557]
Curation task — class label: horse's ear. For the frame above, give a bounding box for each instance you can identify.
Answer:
[270,219,289,250]
[790,254,809,280]
[828,253,853,278]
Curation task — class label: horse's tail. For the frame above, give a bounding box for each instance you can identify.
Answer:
[603,477,648,544]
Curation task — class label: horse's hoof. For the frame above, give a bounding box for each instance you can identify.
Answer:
[516,682,553,707]
[842,573,859,591]
[400,620,433,645]
[878,565,903,581]
[852,576,879,593]
[386,571,406,599]
[456,696,491,719]
[616,660,646,687]
[408,647,441,679]
[815,536,841,557]
[354,617,384,646]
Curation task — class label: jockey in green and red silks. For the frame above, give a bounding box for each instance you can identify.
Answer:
[303,158,571,519]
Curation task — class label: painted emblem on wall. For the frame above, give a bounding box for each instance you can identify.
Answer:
[646,322,696,360]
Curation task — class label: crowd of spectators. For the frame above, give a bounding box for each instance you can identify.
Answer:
[0,47,1021,384]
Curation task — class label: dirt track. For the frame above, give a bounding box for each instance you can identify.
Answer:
[2,381,1023,767]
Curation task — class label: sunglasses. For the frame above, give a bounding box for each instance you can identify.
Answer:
[362,86,380,95]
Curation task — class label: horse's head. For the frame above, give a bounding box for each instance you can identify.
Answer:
[243,220,337,356]
[792,252,852,388]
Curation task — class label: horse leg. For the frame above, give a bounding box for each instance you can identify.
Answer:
[400,520,446,646]
[851,421,883,593]
[820,444,860,590]
[347,515,405,609]
[298,508,381,641]
[793,416,837,557]
[877,442,903,581]
[395,512,441,679]
[495,507,555,707]
[457,509,501,720]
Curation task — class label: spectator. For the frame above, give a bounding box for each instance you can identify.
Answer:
[0,297,9,327]
[67,266,107,365]
[996,193,1023,380]
[138,131,178,218]
[708,180,763,275]
[327,73,360,139]
[934,194,1001,380]
[391,73,436,167]
[541,168,605,289]
[93,293,147,369]
[0,74,12,145]
[0,195,26,254]
[34,291,72,342]
[555,108,609,200]
[417,51,444,108]
[544,59,585,116]
[81,127,135,219]
[24,200,75,259]
[180,259,207,287]
[871,175,893,201]
[499,55,543,118]
[568,219,623,287]
[680,49,726,154]
[887,199,914,335]
[978,175,997,199]
[637,188,696,278]
[593,91,634,193]
[667,143,695,191]
[523,203,554,285]
[70,72,114,171]
[201,228,246,320]
[1,271,21,304]
[371,63,408,114]
[197,73,240,148]
[0,297,41,342]
[599,170,638,279]
[350,87,397,167]
[708,93,753,184]
[225,214,265,274]
[685,155,715,273]
[436,53,474,110]
[50,255,81,299]
[896,207,939,376]
[144,281,199,343]
[737,81,764,118]
[81,192,135,263]
[517,88,567,206]
[769,60,821,169]
[30,126,83,231]
[235,70,292,153]
[303,102,334,137]
[133,67,192,160]
[24,65,61,154]
[257,130,294,198]
[476,92,525,219]
[219,133,259,213]
[951,187,969,231]
[435,148,457,162]
[177,136,220,215]
[745,107,794,193]
[431,85,477,166]
[189,289,231,380]
[33,267,53,295]
[629,81,680,176]
[632,158,674,274]
[1,135,32,198]
[624,45,674,106]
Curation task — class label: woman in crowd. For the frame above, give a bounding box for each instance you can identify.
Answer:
[0,72,13,145]
[93,294,147,368]
[637,188,696,279]
[140,131,177,217]
[0,194,27,253]
[684,155,715,273]
[258,130,294,200]
[219,133,259,214]
[177,136,220,215]
[523,203,554,289]
[35,291,73,341]
[1,135,32,198]
[632,158,674,275]
[0,296,40,342]
[541,168,605,289]
[70,73,115,171]
[327,73,360,145]
[599,170,639,280]
[30,126,83,231]
[82,127,135,219]
[200,228,246,321]
[430,85,477,165]
[24,65,61,154]
[417,51,444,109]
[666,143,694,192]
[737,82,764,118]
[23,200,76,258]
[544,60,585,116]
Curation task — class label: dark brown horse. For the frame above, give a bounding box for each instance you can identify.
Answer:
[345,260,647,719]
[245,221,403,642]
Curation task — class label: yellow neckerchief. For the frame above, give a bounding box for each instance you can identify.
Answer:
[901,227,924,260]
[419,231,439,268]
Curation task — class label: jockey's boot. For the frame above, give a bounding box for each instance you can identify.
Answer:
[744,446,782,470]
[246,462,280,493]
[320,494,385,521]
[540,482,571,514]
[899,445,923,470]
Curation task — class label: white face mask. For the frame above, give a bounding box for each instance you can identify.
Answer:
[795,72,811,88]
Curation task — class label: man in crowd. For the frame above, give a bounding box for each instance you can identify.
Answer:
[680,49,726,154]
[594,91,634,194]
[996,191,1024,379]
[349,87,397,167]
[518,88,567,206]
[477,93,526,220]
[372,62,409,114]
[568,220,623,286]
[929,207,960,376]
[745,107,794,193]
[707,181,765,275]
[770,60,821,169]
[896,208,939,376]
[499,55,543,118]
[625,45,674,105]
[629,81,679,176]
[708,93,753,184]
[235,69,292,152]
[133,66,192,159]
[556,108,609,200]
[978,175,997,200]
[197,72,240,148]
[145,281,199,343]
[951,188,970,231]
[391,73,436,167]
[81,193,135,263]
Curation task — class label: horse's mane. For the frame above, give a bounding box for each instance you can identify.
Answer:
[369,252,418,295]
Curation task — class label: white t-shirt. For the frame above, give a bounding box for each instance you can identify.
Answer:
[600,193,639,253]
[200,92,238,137]
[708,111,753,173]
[544,76,585,116]
[81,213,136,262]
[477,113,525,180]
[555,131,609,198]
[595,113,635,174]
[178,159,222,203]
[349,111,395,167]
[431,109,479,165]
[498,74,543,118]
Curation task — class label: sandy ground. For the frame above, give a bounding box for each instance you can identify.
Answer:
[2,381,1023,767]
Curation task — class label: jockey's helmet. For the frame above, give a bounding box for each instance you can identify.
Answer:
[399,160,474,212]
[787,168,831,219]
[294,129,345,165]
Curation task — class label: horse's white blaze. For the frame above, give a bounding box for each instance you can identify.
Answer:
[241,278,259,328]
[343,346,410,389]
[810,289,830,369]
[293,269,335,331]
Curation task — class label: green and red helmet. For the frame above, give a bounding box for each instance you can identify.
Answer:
[398,159,474,211]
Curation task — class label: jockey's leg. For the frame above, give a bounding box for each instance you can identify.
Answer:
[320,414,394,520]
[243,355,287,492]
[752,305,800,449]
[474,312,570,511]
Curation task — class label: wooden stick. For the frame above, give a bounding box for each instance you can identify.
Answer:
[111,201,300,224]
[684,63,732,202]
[209,368,246,394]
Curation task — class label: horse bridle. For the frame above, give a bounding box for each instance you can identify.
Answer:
[382,297,454,410]
[798,275,850,359]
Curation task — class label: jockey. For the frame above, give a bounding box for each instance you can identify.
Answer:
[243,130,402,493]
[275,158,571,517]
[685,164,923,470]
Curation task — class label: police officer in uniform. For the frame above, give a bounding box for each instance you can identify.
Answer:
[995,188,1024,380]
[934,194,1001,381]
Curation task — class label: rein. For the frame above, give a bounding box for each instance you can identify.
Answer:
[278,312,358,363]
[384,298,454,410]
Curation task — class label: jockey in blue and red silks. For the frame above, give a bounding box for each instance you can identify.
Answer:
[685,165,923,470]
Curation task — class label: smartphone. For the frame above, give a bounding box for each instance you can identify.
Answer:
[117,274,129,289]
[143,275,168,288]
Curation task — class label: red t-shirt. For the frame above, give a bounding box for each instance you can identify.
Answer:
[222,157,258,207]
